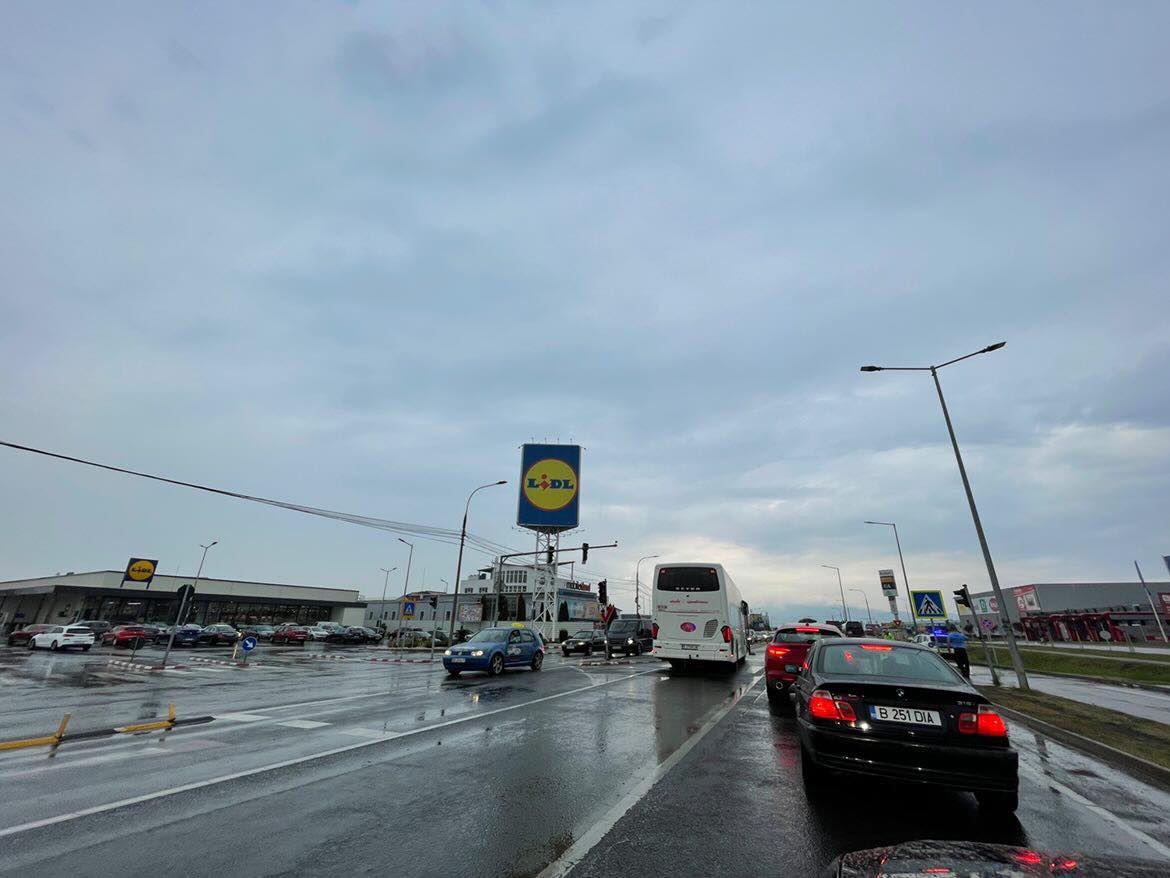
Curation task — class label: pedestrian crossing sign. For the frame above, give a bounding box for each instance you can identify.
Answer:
[912,590,946,618]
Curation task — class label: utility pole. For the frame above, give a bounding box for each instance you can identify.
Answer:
[379,567,397,631]
[159,540,215,669]
[1135,561,1169,643]
[849,588,873,624]
[822,565,848,621]
[635,555,659,619]
[396,538,413,650]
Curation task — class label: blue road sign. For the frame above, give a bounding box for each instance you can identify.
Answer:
[241,635,258,652]
[912,590,947,618]
[402,601,416,619]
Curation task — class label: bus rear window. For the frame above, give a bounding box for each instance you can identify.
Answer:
[656,567,719,592]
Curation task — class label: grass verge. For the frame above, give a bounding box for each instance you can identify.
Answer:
[1019,645,1170,664]
[969,645,1170,685]
[979,687,1170,771]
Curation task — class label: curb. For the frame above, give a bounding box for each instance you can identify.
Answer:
[186,657,249,669]
[972,661,1170,693]
[988,701,1170,794]
[369,657,434,664]
[106,659,168,673]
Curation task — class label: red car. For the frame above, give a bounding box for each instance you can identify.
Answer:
[765,623,842,712]
[101,625,151,648]
[271,625,309,645]
[7,624,54,647]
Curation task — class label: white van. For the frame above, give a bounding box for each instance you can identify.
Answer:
[651,563,749,668]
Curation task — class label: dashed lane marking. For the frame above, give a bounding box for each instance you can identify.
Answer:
[214,712,270,723]
[276,720,330,730]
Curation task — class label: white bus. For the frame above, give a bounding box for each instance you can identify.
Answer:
[651,563,749,669]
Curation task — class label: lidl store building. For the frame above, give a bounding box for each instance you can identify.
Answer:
[0,570,367,634]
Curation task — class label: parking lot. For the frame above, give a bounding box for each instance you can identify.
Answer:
[2,640,1168,876]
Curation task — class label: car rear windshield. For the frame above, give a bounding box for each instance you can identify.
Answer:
[774,627,840,643]
[817,643,960,683]
[64,627,91,634]
[656,567,719,592]
[572,631,592,638]
[469,629,510,643]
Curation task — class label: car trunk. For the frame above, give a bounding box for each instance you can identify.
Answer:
[815,677,994,746]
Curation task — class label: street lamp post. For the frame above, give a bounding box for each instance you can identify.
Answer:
[158,540,216,669]
[861,341,1029,690]
[448,481,507,641]
[864,521,915,632]
[849,588,873,625]
[379,566,397,631]
[822,565,848,621]
[395,539,414,651]
[635,555,659,619]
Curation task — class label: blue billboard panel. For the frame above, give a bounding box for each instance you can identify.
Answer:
[517,443,580,532]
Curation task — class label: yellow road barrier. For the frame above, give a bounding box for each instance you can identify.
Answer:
[116,703,176,735]
[0,712,72,752]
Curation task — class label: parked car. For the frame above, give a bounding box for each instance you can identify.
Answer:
[305,626,331,641]
[325,626,364,644]
[73,620,113,638]
[562,629,609,657]
[356,627,383,643]
[271,625,310,645]
[240,624,275,641]
[156,624,202,647]
[605,617,653,656]
[7,624,54,647]
[442,626,545,677]
[29,625,95,651]
[765,623,843,711]
[101,625,151,648]
[197,624,239,647]
[794,638,1018,812]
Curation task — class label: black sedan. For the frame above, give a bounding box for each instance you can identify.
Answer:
[793,638,1018,812]
[561,629,609,657]
[197,624,240,647]
[325,626,366,645]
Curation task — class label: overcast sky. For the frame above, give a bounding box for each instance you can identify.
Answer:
[2,2,1168,622]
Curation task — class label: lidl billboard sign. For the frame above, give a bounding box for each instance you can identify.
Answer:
[517,443,580,532]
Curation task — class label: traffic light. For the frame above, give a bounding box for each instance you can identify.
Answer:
[598,579,608,605]
[953,585,971,609]
[429,594,438,609]
[581,542,589,565]
[546,546,555,565]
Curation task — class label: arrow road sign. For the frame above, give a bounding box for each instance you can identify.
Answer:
[241,635,258,652]
[912,590,947,619]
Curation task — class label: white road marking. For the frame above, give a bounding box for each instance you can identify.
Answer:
[214,712,270,722]
[336,727,393,738]
[536,671,763,878]
[276,720,330,730]
[0,669,659,839]
[1018,764,1170,859]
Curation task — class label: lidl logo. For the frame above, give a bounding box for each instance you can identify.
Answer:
[127,560,156,581]
[523,458,578,512]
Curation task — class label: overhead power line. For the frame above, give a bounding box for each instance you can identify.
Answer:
[0,439,512,557]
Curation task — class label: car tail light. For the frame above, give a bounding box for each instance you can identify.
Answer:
[1014,852,1043,866]
[720,625,732,643]
[808,689,857,722]
[766,644,788,659]
[651,623,659,639]
[860,644,892,651]
[958,704,1008,737]
[796,626,820,633]
[976,704,1008,737]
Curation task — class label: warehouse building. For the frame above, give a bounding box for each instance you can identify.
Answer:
[0,570,367,634]
[967,581,1170,642]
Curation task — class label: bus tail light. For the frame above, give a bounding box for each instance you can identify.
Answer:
[721,625,732,643]
[651,623,659,639]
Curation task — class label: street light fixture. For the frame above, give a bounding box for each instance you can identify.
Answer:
[849,588,873,625]
[448,481,508,640]
[395,539,414,649]
[864,521,915,631]
[860,341,1029,690]
[821,565,848,621]
[635,555,659,619]
[158,540,216,669]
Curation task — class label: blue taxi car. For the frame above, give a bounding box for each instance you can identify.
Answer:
[443,626,545,677]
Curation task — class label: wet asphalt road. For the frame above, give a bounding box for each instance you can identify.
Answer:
[1,643,1168,876]
[969,667,1170,722]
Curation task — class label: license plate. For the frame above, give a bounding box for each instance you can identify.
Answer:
[451,658,465,664]
[681,644,700,651]
[869,705,942,726]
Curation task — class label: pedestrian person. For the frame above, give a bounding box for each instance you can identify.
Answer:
[948,627,970,679]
